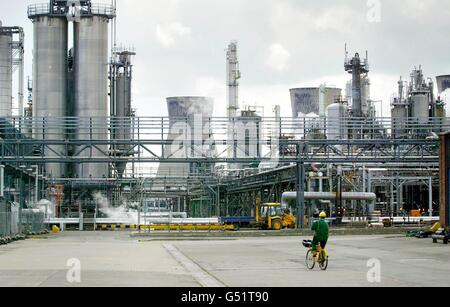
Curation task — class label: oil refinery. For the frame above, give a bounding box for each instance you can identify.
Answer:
[0,0,449,232]
[0,0,449,289]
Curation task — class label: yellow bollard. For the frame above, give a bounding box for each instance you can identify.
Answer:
[52,225,60,233]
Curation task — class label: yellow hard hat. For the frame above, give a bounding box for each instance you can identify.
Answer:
[319,212,327,218]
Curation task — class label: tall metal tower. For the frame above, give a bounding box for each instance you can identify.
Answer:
[345,48,369,117]
[110,49,136,178]
[227,41,241,161]
[227,41,240,119]
[0,22,24,117]
[28,0,115,179]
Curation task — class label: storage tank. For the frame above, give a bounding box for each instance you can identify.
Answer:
[235,109,261,159]
[29,15,68,178]
[391,99,408,139]
[74,15,110,178]
[326,103,348,140]
[410,93,429,124]
[290,87,341,117]
[0,29,12,117]
[361,76,371,116]
[156,97,215,179]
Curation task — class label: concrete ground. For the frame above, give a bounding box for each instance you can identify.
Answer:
[0,231,448,287]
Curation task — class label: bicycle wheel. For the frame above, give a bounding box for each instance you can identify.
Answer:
[306,250,315,270]
[319,254,329,271]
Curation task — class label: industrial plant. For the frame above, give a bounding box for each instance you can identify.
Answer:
[0,0,449,240]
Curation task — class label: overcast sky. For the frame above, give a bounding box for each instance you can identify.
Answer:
[2,0,450,117]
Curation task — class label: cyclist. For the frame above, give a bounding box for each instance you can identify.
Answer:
[311,211,329,255]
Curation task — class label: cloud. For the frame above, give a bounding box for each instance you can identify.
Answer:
[267,43,291,72]
[155,22,192,47]
[3,0,450,119]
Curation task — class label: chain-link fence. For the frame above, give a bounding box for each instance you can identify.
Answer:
[0,212,19,237]
[0,203,46,237]
[21,209,46,234]
[0,202,20,237]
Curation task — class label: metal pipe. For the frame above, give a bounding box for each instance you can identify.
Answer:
[429,177,433,217]
[34,166,38,204]
[296,161,305,228]
[282,191,376,211]
[0,165,4,198]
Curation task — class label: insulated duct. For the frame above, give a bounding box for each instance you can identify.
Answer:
[281,191,377,212]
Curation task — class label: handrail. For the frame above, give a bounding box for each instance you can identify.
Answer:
[28,3,115,18]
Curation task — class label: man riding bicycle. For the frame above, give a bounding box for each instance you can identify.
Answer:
[311,211,329,254]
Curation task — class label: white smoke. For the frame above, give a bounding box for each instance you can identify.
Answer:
[267,43,291,72]
[92,192,139,224]
[35,199,55,218]
[91,192,188,225]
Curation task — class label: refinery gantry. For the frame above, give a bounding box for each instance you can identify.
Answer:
[0,0,449,237]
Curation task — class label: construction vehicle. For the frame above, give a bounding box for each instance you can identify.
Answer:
[220,201,297,231]
[256,203,296,230]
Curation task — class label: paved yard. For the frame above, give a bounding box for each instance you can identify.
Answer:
[0,231,448,287]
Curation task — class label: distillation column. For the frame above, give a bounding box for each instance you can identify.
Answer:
[227,42,240,161]
[345,52,369,118]
[110,50,135,177]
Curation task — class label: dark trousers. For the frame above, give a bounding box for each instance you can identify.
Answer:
[311,236,327,251]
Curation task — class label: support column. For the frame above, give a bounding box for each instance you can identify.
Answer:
[34,167,39,204]
[296,161,305,229]
[428,177,433,217]
[216,185,220,217]
[390,182,394,218]
[440,133,450,227]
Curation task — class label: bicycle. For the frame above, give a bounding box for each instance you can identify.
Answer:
[303,240,329,270]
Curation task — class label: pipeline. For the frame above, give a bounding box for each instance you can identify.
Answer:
[281,191,376,212]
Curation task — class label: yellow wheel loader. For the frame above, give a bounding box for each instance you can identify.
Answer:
[256,203,296,230]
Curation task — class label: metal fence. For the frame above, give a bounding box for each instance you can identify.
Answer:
[21,210,46,234]
[28,3,115,18]
[0,203,46,237]
[0,202,19,237]
[0,212,19,237]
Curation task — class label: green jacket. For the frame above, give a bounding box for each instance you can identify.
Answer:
[311,219,329,241]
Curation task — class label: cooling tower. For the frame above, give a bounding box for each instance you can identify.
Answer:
[156,97,215,179]
[290,87,341,117]
[437,75,450,95]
